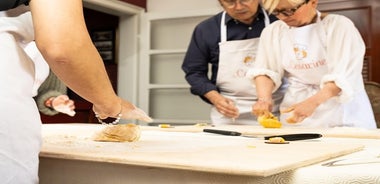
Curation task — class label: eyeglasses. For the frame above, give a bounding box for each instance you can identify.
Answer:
[271,1,307,17]
[221,0,254,8]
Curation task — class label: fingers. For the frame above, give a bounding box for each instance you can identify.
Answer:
[280,106,295,113]
[93,98,154,123]
[124,107,153,122]
[118,101,153,122]
[285,114,307,123]
[285,116,297,124]
[52,95,73,107]
[252,100,272,117]
[217,99,239,118]
[281,107,307,123]
[252,109,271,117]
[54,104,76,116]
[281,107,298,123]
[51,95,76,116]
[218,108,238,118]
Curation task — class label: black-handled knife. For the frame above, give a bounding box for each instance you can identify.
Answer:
[264,133,322,141]
[203,129,242,136]
[203,129,322,141]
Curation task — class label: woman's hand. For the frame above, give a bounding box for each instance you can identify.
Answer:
[281,99,319,123]
[93,98,153,123]
[120,100,153,122]
[252,98,273,117]
[282,82,341,123]
[46,95,76,116]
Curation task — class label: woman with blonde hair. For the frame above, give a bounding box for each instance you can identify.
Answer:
[248,0,376,128]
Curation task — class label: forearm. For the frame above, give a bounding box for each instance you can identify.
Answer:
[254,75,275,101]
[42,42,116,107]
[308,82,341,106]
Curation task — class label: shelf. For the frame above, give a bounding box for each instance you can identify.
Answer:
[149,49,186,55]
[148,84,189,89]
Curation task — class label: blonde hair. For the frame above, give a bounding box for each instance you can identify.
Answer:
[262,0,306,13]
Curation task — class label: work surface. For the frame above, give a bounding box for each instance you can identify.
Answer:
[39,124,379,178]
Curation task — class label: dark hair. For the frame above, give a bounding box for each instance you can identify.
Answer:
[0,0,30,11]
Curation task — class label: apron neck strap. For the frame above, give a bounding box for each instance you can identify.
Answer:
[316,10,322,23]
[221,11,227,42]
[220,6,269,42]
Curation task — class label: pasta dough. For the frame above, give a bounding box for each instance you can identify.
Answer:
[258,113,282,128]
[93,123,141,142]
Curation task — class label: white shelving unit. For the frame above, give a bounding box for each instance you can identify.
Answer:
[139,8,222,125]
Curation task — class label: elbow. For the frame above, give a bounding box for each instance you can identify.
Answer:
[36,42,72,65]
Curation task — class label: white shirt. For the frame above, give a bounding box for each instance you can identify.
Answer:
[247,14,376,129]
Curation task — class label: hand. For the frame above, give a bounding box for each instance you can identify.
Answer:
[252,98,273,117]
[204,90,239,118]
[204,91,239,118]
[214,97,239,118]
[281,99,318,123]
[50,95,76,116]
[93,98,153,123]
[120,100,153,122]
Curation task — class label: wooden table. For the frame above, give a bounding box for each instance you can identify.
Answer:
[38,124,380,184]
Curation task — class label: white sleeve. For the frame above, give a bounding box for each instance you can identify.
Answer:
[320,15,366,102]
[246,22,285,92]
[0,11,34,44]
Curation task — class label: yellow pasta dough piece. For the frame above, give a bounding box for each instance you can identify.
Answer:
[258,113,282,128]
[158,124,171,128]
[269,137,285,143]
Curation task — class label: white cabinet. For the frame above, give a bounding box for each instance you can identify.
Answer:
[139,9,221,125]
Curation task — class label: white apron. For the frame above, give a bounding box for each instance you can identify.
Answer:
[211,9,278,125]
[24,41,50,97]
[280,11,376,128]
[0,11,41,184]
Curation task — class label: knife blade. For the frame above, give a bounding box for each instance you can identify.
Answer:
[203,129,322,141]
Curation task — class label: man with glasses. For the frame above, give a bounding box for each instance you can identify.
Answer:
[182,0,284,125]
[249,0,376,128]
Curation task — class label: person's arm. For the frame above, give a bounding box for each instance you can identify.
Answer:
[247,23,284,117]
[251,75,275,117]
[182,25,218,103]
[29,0,151,122]
[181,17,238,118]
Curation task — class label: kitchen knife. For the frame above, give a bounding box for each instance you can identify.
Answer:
[203,129,322,141]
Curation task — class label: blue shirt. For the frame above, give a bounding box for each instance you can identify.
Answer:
[182,7,277,103]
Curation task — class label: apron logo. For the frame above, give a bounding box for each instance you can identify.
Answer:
[235,69,247,78]
[291,44,327,70]
[243,55,255,66]
[234,54,255,78]
[293,44,307,60]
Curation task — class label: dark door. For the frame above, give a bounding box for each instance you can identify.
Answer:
[319,0,380,83]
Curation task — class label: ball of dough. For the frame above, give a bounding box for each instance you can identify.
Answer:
[93,123,141,142]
